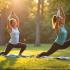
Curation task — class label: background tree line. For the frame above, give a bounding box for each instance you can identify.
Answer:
[0,0,70,45]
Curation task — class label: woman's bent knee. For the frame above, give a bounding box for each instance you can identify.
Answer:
[21,43,27,49]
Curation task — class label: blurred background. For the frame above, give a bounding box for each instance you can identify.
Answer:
[0,0,70,45]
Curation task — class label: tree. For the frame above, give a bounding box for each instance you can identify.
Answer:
[35,0,44,46]
[0,0,11,44]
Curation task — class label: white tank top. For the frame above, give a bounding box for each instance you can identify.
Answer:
[9,27,20,44]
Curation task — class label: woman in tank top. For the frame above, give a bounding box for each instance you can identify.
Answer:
[0,11,27,56]
[36,5,70,58]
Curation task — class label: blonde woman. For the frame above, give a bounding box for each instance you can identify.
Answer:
[0,12,27,56]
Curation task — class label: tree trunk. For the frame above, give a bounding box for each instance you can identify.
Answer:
[0,18,3,45]
[35,0,41,46]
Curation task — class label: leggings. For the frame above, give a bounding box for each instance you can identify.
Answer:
[0,43,27,55]
[37,39,70,57]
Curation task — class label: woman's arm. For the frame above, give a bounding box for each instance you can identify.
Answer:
[58,5,65,23]
[8,12,13,21]
[7,12,13,32]
[60,6,65,19]
[7,22,12,33]
[15,16,19,27]
[12,12,19,27]
[52,17,60,34]
[56,5,65,27]
[52,22,59,33]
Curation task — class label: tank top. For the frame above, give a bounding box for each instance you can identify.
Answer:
[9,27,20,44]
[55,25,67,45]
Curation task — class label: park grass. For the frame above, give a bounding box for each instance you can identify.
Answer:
[0,44,70,70]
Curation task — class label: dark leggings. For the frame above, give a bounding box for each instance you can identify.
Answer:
[0,43,27,55]
[37,39,70,57]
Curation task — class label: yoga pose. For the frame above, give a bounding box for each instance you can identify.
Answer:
[36,5,70,58]
[0,12,27,56]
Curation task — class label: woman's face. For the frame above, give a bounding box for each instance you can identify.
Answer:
[60,17,64,23]
[57,17,64,24]
[10,19,17,28]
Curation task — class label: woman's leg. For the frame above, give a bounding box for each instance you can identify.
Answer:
[15,43,27,55]
[60,39,70,49]
[19,43,27,55]
[37,43,61,57]
[0,43,13,55]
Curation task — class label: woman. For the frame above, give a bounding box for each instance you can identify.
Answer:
[36,6,70,58]
[0,12,27,56]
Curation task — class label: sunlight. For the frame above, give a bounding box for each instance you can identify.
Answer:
[0,56,7,62]
[12,0,19,3]
[34,0,38,3]
[12,0,20,7]
[45,0,50,5]
[12,0,21,10]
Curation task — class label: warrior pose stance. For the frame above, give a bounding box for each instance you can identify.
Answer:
[0,12,27,56]
[37,5,70,58]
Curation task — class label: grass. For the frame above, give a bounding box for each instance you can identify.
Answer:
[0,44,70,70]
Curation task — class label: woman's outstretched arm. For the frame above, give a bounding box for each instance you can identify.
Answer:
[60,6,65,19]
[12,11,19,27]
[8,11,20,27]
[7,22,12,33]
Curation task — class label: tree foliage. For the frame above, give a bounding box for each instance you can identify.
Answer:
[0,0,70,44]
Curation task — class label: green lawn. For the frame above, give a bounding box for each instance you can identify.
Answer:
[0,44,70,70]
